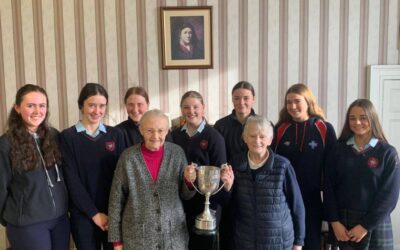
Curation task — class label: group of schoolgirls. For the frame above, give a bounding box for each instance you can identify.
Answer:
[0,81,399,250]
[0,83,126,250]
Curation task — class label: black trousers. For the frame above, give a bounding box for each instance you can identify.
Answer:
[70,213,112,250]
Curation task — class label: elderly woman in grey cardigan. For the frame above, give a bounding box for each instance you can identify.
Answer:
[108,109,196,250]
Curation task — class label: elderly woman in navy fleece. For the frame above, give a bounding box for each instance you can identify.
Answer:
[324,99,400,249]
[60,83,125,250]
[227,115,305,250]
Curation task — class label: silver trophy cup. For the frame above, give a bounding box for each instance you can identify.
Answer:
[191,165,225,231]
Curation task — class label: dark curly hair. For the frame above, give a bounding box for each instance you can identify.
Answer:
[6,84,61,172]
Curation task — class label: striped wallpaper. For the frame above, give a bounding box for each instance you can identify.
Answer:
[0,0,399,134]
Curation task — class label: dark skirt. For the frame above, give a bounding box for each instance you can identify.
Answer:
[329,209,393,250]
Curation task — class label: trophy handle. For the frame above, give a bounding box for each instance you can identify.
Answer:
[189,163,205,195]
[211,163,228,195]
[211,182,225,195]
[190,181,204,195]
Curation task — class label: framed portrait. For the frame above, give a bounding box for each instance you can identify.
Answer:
[160,6,213,69]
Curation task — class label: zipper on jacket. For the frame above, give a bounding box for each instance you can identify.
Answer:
[48,185,56,213]
[252,174,258,249]
[18,195,24,224]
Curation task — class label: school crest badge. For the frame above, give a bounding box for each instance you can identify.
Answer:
[200,139,209,150]
[105,141,116,152]
[367,157,379,169]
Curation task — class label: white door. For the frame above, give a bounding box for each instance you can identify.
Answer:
[368,65,400,249]
[382,80,400,151]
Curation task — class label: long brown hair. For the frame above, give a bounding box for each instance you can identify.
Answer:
[338,99,387,142]
[277,83,325,124]
[6,84,61,172]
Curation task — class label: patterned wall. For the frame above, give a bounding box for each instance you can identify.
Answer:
[0,0,399,135]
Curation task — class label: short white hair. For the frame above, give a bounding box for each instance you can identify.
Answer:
[243,115,274,139]
[139,109,170,129]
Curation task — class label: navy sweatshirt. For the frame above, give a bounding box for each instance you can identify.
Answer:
[116,118,142,148]
[214,109,256,162]
[272,117,336,197]
[60,126,125,218]
[171,124,228,228]
[324,140,400,231]
[0,132,68,226]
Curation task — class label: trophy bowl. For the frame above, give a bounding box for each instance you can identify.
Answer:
[191,165,225,231]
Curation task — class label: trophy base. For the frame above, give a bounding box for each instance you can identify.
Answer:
[192,225,218,236]
[195,217,217,231]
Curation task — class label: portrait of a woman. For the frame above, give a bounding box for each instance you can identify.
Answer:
[172,22,204,60]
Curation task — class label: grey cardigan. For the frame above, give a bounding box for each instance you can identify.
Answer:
[108,142,195,250]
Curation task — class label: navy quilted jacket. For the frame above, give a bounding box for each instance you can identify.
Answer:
[230,149,305,250]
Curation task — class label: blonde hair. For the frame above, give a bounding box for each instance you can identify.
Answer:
[277,83,325,124]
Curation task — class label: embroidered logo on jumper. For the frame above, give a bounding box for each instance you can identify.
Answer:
[367,157,379,169]
[308,140,318,149]
[105,141,116,152]
[284,141,290,146]
[200,139,209,150]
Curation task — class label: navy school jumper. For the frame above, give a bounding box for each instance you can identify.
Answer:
[171,124,228,231]
[60,125,125,217]
[324,140,400,248]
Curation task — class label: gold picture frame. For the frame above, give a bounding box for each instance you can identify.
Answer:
[160,6,213,69]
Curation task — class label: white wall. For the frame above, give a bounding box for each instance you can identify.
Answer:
[0,0,399,132]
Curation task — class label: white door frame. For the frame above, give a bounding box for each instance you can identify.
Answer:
[368,65,400,116]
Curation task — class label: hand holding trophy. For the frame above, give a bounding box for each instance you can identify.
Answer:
[184,163,233,231]
[220,164,234,192]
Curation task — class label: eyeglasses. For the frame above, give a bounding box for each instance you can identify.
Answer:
[143,128,168,135]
